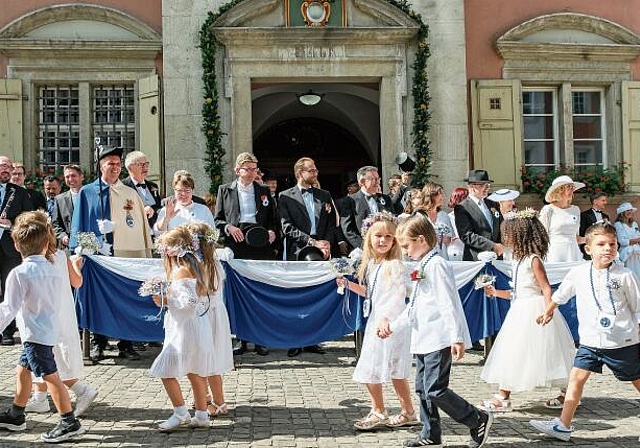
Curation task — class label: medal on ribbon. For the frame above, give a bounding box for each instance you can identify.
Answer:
[123,199,135,228]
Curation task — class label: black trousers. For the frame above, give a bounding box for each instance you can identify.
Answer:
[92,334,132,351]
[0,243,21,338]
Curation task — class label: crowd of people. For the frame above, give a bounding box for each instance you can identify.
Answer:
[0,150,638,445]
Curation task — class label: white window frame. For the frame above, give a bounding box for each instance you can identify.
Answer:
[571,87,606,168]
[522,87,559,171]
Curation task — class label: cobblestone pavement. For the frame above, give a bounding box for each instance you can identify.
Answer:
[0,338,638,447]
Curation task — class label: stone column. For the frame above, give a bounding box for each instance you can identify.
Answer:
[230,76,253,164]
[414,0,469,193]
[380,75,404,185]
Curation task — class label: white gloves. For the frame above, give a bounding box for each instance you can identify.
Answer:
[98,242,112,256]
[96,219,115,235]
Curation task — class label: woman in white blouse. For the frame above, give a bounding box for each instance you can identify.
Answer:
[154,171,215,233]
[418,182,454,260]
[614,202,640,281]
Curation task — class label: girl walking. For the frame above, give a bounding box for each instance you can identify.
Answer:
[480,209,575,412]
[337,211,415,430]
[150,225,218,430]
[379,213,492,448]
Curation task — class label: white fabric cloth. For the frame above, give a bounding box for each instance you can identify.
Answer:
[353,259,412,384]
[154,202,215,234]
[447,211,465,261]
[149,277,218,378]
[481,255,575,391]
[205,261,234,375]
[0,255,65,345]
[539,204,582,262]
[552,261,640,349]
[390,250,472,354]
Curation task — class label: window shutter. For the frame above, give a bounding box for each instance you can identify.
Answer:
[470,79,522,189]
[621,81,640,192]
[0,79,23,162]
[138,74,162,183]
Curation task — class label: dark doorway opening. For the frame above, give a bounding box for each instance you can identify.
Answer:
[254,117,372,198]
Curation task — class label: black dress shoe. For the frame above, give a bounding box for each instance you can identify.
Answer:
[254,345,269,356]
[118,347,141,360]
[90,346,104,361]
[233,344,247,356]
[303,345,325,354]
[287,348,302,357]
[1,336,15,346]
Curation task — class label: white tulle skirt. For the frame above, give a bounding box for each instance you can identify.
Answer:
[207,299,234,375]
[481,295,575,392]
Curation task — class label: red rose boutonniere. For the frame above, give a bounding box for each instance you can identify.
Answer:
[410,268,425,281]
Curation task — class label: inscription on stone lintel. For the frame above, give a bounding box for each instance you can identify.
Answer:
[278,45,346,60]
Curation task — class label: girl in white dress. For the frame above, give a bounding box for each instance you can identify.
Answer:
[337,212,415,430]
[150,225,218,430]
[25,213,98,417]
[538,175,585,262]
[481,210,575,412]
[185,222,234,418]
[613,202,640,281]
[417,183,454,260]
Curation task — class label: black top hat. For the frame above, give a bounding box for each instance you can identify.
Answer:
[262,170,278,182]
[394,152,416,173]
[98,146,123,161]
[297,245,325,261]
[464,170,493,184]
[245,226,269,248]
[344,178,358,189]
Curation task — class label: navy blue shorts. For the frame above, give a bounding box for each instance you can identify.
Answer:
[18,342,58,378]
[573,344,640,382]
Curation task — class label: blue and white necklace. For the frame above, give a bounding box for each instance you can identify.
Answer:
[408,251,437,324]
[589,262,617,331]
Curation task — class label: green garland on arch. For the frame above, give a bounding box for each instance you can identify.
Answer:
[200,0,431,194]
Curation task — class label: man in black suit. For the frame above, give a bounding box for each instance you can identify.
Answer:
[11,162,46,211]
[454,170,504,261]
[43,175,62,218]
[579,192,610,259]
[122,151,163,229]
[278,157,340,357]
[340,166,394,251]
[215,152,278,356]
[0,156,36,345]
[52,164,84,248]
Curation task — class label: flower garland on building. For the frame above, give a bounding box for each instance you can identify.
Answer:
[199,0,431,194]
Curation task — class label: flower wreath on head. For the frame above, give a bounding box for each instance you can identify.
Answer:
[155,227,220,261]
[503,207,539,221]
[360,211,399,236]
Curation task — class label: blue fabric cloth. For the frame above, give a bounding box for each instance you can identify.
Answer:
[69,179,111,251]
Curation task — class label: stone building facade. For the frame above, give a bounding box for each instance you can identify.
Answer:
[1,0,640,199]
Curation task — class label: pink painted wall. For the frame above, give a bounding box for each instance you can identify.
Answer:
[0,0,162,77]
[465,0,640,80]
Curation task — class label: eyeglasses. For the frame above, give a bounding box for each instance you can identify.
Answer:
[364,176,380,183]
[240,167,258,173]
[470,183,491,187]
[302,169,319,174]
[103,162,122,168]
[174,188,193,195]
[133,162,150,168]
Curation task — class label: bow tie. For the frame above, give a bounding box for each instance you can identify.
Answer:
[136,183,147,189]
[593,208,602,213]
[301,187,314,195]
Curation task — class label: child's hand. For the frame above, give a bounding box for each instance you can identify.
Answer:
[451,342,465,361]
[152,295,164,308]
[377,320,392,339]
[70,255,84,270]
[484,285,496,297]
[536,311,553,326]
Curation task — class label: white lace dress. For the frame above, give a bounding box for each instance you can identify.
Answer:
[480,255,575,391]
[149,277,217,378]
[205,262,234,375]
[614,220,640,282]
[353,259,412,384]
[539,204,582,262]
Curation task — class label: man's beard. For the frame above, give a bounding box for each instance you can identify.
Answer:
[0,173,10,183]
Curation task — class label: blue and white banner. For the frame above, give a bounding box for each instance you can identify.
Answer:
[75,256,582,346]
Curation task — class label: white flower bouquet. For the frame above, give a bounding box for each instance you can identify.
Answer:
[74,232,101,255]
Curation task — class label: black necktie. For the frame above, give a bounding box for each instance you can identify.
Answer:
[136,183,147,189]
[301,187,313,195]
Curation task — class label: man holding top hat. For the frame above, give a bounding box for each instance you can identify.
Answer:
[214,152,278,356]
[70,146,153,361]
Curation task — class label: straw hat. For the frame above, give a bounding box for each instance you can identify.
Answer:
[544,175,585,203]
[487,189,520,203]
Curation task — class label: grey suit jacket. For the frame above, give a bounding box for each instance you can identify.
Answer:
[453,197,501,261]
[52,190,75,245]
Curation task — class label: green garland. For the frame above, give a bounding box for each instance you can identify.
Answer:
[200,0,431,194]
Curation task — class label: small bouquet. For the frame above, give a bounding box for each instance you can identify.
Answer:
[434,223,451,249]
[474,273,496,290]
[330,257,355,294]
[138,277,170,298]
[74,232,101,255]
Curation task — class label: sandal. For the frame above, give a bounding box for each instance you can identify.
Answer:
[479,394,512,413]
[387,411,419,427]
[208,401,229,417]
[544,395,580,409]
[353,410,388,431]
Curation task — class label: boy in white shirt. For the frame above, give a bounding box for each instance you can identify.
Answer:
[530,222,640,441]
[0,212,85,443]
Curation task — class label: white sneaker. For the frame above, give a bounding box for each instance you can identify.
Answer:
[529,418,573,442]
[158,413,191,431]
[190,416,210,428]
[25,396,50,413]
[74,386,98,417]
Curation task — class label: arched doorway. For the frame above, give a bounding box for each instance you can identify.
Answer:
[254,117,371,197]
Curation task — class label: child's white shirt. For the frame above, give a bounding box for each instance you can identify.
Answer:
[552,261,640,349]
[0,255,64,346]
[390,250,471,354]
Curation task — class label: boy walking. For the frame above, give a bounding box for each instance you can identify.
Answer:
[530,222,640,441]
[0,211,85,443]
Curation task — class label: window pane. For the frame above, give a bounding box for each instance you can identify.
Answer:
[572,91,601,115]
[92,85,135,154]
[573,116,602,139]
[522,89,556,169]
[523,116,555,140]
[574,141,603,165]
[572,90,604,166]
[37,85,80,172]
[523,91,553,115]
[524,141,555,166]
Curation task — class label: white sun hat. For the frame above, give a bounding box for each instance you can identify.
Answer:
[487,189,520,203]
[544,175,585,203]
[616,202,637,215]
